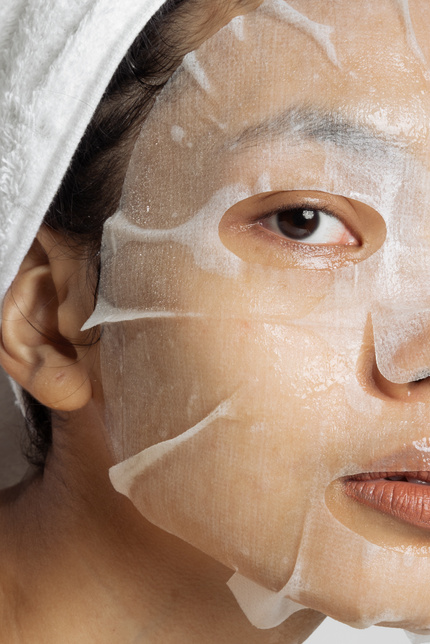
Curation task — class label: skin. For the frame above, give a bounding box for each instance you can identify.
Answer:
[0,2,325,644]
[2,0,430,641]
[0,245,323,642]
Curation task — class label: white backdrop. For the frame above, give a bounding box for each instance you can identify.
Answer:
[308,619,415,643]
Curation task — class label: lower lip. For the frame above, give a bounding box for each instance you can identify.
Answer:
[343,475,430,530]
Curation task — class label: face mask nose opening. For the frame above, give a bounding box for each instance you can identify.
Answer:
[369,307,430,399]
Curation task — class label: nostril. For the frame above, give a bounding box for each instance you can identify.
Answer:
[411,369,430,383]
[371,359,430,402]
[373,339,430,385]
[356,313,430,402]
[371,306,430,386]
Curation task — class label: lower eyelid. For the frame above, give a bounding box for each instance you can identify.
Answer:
[245,222,361,267]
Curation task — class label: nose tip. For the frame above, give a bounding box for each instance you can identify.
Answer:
[372,306,430,385]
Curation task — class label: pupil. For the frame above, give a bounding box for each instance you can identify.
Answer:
[276,208,320,240]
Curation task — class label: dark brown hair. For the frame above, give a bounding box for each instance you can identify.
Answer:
[22,0,253,467]
[22,0,195,467]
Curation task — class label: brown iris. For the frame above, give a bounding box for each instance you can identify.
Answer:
[275,208,320,240]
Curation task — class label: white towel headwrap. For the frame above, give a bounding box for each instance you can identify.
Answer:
[0,0,167,305]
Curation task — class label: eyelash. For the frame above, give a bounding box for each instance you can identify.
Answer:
[259,206,358,246]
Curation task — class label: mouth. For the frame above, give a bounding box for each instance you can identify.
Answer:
[343,472,430,530]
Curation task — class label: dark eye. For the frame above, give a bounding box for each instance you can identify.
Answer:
[264,207,357,245]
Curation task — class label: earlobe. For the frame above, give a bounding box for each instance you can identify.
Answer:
[0,229,94,411]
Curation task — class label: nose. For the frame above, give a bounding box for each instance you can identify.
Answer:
[372,305,430,385]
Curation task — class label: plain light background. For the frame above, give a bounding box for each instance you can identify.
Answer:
[308,619,419,643]
[0,368,426,644]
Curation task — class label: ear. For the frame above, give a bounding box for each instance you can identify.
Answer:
[0,226,97,411]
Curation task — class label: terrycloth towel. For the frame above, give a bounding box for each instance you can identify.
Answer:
[0,0,166,305]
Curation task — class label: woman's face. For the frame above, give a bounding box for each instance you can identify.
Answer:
[88,0,430,632]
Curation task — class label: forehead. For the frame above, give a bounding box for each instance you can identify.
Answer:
[202,1,428,135]
[123,1,430,217]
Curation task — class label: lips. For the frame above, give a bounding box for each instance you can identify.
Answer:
[343,471,430,530]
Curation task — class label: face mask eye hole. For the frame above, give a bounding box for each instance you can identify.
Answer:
[219,191,386,270]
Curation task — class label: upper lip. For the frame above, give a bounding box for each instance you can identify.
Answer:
[345,471,430,483]
[338,441,430,481]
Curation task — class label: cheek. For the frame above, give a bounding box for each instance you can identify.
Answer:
[105,238,335,316]
[102,272,371,591]
[104,238,345,456]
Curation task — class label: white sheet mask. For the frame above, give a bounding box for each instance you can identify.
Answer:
[396,0,428,67]
[83,0,430,636]
[407,634,430,644]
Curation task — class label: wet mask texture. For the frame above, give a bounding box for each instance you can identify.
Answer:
[83,0,430,637]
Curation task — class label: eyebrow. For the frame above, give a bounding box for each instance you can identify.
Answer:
[229,105,408,156]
